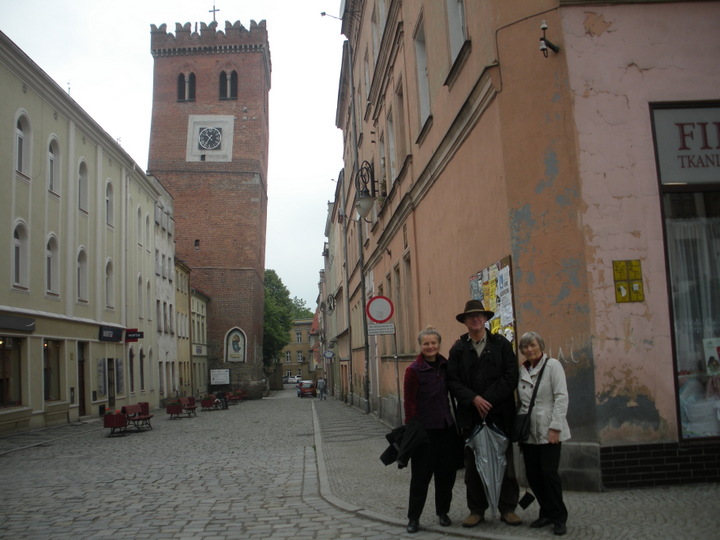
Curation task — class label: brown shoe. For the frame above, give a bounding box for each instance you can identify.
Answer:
[462,513,484,527]
[501,512,522,526]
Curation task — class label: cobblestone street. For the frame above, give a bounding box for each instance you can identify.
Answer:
[1,387,718,540]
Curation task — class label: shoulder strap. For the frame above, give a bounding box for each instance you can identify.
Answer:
[525,358,548,415]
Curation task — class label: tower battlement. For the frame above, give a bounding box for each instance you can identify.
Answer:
[150,20,268,56]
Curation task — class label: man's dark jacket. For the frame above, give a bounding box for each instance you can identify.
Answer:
[447,331,519,435]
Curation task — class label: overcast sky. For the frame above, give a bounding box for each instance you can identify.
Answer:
[0,0,346,308]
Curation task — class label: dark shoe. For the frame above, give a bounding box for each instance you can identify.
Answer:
[406,519,419,533]
[531,517,554,528]
[554,522,567,536]
[501,512,522,526]
[462,513,484,527]
[438,514,451,527]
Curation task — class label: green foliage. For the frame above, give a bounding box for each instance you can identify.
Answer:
[291,296,314,319]
[263,270,294,368]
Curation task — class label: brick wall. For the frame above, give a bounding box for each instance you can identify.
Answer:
[600,441,720,488]
[147,19,270,383]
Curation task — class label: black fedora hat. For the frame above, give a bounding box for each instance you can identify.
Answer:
[455,300,495,323]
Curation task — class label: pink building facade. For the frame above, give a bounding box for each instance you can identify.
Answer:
[321,0,720,489]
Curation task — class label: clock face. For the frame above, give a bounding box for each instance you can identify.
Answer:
[198,127,222,150]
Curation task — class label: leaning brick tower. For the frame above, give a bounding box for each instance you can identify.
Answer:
[147,19,271,391]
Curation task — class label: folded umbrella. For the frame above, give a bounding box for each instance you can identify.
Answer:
[465,421,509,519]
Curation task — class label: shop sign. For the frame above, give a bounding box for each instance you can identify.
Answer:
[0,315,35,332]
[99,326,123,342]
[653,104,720,185]
[125,329,144,342]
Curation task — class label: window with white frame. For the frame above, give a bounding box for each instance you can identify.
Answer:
[147,281,152,321]
[105,182,114,226]
[296,331,303,343]
[285,351,291,363]
[77,249,88,302]
[78,162,88,211]
[105,260,114,309]
[446,0,467,62]
[414,21,431,126]
[46,236,59,295]
[12,223,29,289]
[297,351,303,363]
[137,207,143,247]
[48,140,60,193]
[386,109,398,186]
[15,116,31,175]
[138,277,143,319]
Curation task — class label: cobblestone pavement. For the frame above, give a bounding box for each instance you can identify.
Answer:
[0,388,718,540]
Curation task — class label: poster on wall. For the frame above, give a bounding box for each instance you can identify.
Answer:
[210,369,230,385]
[469,256,516,347]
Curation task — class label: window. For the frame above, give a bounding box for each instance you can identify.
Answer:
[296,331,303,343]
[446,0,467,62]
[297,351,303,363]
[156,300,162,332]
[46,236,59,295]
[285,351,291,363]
[139,348,146,391]
[48,140,60,193]
[15,116,30,175]
[0,337,22,407]
[78,162,88,211]
[129,349,135,394]
[105,260,114,309]
[395,81,407,161]
[145,215,150,248]
[386,109,398,186]
[105,182,114,225]
[43,340,61,401]
[219,70,238,99]
[137,208,143,247]
[77,249,88,302]
[414,21,431,125]
[137,277,143,319]
[178,72,196,101]
[665,192,720,439]
[12,223,29,289]
[147,281,152,321]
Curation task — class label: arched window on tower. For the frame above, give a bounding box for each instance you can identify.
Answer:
[177,73,196,102]
[188,73,196,101]
[219,70,238,100]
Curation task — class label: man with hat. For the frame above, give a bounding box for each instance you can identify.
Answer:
[447,300,522,527]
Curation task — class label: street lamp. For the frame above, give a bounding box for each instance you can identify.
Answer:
[354,161,376,219]
[353,160,376,413]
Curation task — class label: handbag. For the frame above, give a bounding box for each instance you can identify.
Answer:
[510,359,547,443]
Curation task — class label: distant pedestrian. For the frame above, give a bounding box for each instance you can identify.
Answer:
[517,331,570,536]
[317,377,327,400]
[403,327,458,534]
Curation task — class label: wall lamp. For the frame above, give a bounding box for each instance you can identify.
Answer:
[539,20,560,57]
[354,160,376,219]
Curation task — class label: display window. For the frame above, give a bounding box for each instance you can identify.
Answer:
[653,102,720,439]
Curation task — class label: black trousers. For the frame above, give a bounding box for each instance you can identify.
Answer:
[464,440,519,515]
[407,426,457,520]
[521,442,568,525]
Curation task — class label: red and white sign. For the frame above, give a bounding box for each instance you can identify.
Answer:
[366,295,394,324]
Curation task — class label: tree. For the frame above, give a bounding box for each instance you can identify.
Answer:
[262,270,294,374]
[291,296,313,319]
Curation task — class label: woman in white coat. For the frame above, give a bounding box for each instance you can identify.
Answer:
[517,331,570,536]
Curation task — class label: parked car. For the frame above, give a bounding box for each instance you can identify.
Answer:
[297,381,317,398]
[286,375,301,384]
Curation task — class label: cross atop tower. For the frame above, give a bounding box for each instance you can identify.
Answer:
[209,3,220,22]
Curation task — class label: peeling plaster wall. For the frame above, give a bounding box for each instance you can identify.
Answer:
[562,3,720,444]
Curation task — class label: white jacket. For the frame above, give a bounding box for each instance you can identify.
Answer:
[518,354,571,444]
